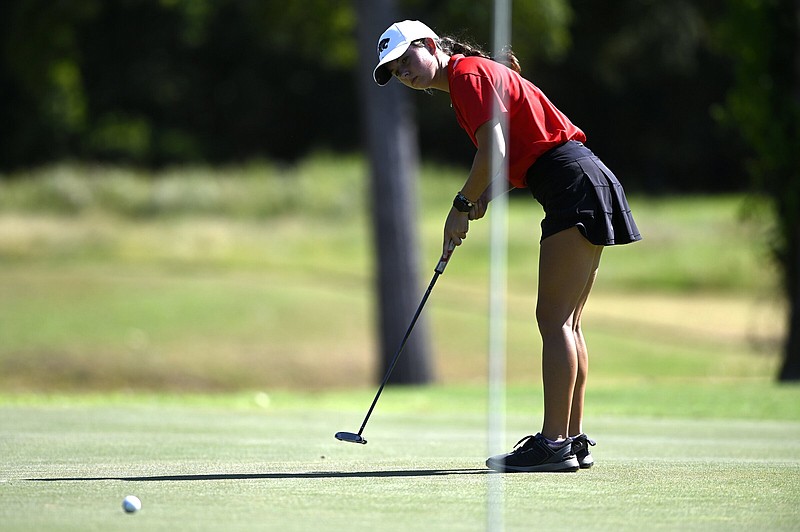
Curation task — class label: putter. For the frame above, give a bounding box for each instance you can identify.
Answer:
[335,242,456,445]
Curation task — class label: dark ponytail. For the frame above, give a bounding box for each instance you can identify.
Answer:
[437,36,522,74]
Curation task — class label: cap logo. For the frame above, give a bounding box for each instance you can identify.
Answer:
[378,38,390,55]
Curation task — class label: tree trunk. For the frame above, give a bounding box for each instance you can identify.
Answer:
[355,0,433,384]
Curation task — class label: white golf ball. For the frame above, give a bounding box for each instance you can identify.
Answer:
[122,495,142,513]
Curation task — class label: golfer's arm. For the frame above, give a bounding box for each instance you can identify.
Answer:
[458,120,507,204]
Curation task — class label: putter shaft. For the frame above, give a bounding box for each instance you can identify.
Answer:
[354,243,455,437]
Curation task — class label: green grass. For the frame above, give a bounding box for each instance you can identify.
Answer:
[1,385,799,531]
[0,159,795,529]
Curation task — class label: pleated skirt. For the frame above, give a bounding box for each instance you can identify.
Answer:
[526,141,642,246]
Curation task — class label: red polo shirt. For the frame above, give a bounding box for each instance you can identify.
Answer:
[447,54,586,188]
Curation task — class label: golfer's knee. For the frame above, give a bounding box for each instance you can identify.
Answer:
[536,307,573,338]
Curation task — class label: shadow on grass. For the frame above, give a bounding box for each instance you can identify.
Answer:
[27,469,493,482]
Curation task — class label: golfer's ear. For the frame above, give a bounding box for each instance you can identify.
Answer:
[423,37,437,53]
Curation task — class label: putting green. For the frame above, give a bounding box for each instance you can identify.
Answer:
[1,388,799,531]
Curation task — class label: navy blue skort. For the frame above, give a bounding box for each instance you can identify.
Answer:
[526,141,642,246]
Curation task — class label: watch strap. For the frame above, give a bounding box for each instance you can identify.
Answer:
[453,192,473,213]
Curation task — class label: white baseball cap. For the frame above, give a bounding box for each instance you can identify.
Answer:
[373,20,439,86]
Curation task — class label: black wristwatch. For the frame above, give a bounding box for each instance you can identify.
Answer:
[453,192,474,213]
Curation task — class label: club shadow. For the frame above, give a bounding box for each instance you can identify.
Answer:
[27,468,495,482]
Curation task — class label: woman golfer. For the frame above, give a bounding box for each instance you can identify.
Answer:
[373,20,641,472]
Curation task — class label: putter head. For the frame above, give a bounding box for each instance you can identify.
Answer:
[335,431,367,445]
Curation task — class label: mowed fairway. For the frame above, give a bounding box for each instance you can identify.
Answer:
[2,386,800,531]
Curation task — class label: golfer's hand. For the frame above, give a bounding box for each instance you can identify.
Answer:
[444,208,470,253]
[469,195,488,220]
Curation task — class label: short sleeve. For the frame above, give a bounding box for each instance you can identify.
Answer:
[450,73,508,137]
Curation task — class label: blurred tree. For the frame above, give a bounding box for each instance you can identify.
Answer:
[0,0,360,168]
[356,0,433,385]
[0,0,98,166]
[716,0,800,381]
[0,0,756,197]
[74,0,360,165]
[537,0,744,193]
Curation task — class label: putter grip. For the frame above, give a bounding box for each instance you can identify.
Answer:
[435,242,457,274]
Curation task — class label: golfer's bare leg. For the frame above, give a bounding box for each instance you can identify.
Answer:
[536,227,602,441]
[568,245,602,437]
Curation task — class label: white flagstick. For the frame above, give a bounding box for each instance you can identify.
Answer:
[488,0,510,530]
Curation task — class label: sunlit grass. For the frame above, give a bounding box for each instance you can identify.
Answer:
[1,384,799,531]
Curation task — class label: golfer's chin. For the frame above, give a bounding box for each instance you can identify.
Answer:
[404,77,427,90]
